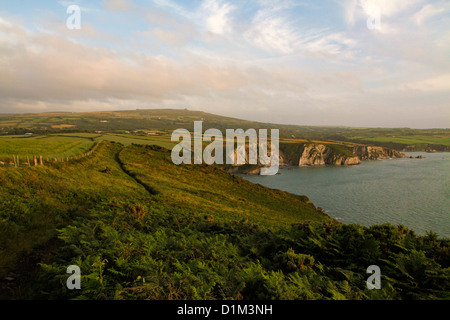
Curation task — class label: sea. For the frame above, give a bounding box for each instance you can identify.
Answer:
[240,152,450,237]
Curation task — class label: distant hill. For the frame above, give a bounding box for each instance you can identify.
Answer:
[0,109,448,151]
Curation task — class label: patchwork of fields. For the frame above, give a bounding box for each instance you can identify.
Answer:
[0,133,177,165]
[1,109,448,151]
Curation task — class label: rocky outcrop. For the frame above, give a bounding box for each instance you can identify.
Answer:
[352,146,407,160]
[278,150,289,166]
[226,144,289,166]
[224,144,285,175]
[222,142,407,174]
[299,144,361,166]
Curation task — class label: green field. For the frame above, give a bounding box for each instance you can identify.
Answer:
[351,135,450,147]
[94,133,177,149]
[0,133,176,164]
[0,137,94,162]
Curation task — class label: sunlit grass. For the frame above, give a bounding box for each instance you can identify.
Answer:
[0,138,94,161]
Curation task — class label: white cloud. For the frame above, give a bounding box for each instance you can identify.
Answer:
[243,0,304,54]
[244,1,358,57]
[404,73,450,92]
[152,0,192,19]
[359,0,424,17]
[1,2,449,128]
[344,0,358,26]
[59,0,97,13]
[300,31,358,58]
[201,0,235,35]
[413,3,446,25]
[150,0,235,37]
[0,17,296,111]
[246,15,299,54]
[343,0,426,31]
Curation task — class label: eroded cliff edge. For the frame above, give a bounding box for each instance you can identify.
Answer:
[225,142,407,174]
[298,144,361,166]
[297,144,407,167]
[352,145,407,160]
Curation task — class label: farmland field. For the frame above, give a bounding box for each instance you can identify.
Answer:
[0,137,94,162]
[350,135,450,147]
[93,134,177,149]
[0,132,176,164]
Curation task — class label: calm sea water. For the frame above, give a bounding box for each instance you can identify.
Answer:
[241,152,450,237]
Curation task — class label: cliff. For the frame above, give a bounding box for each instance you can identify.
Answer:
[299,144,361,166]
[352,145,407,160]
[223,142,406,174]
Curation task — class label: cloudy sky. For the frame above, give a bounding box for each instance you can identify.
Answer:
[0,0,449,128]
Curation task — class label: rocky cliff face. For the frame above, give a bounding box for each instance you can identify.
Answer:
[225,144,283,175]
[299,144,361,166]
[352,146,407,160]
[223,143,406,174]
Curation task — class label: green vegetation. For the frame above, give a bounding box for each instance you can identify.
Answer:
[279,142,306,166]
[349,134,450,152]
[0,137,94,163]
[1,109,448,151]
[0,110,449,300]
[0,132,175,165]
[93,134,176,149]
[0,141,448,300]
[326,143,356,157]
[0,142,147,280]
[32,211,450,300]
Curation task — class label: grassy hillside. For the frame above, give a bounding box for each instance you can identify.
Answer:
[0,140,449,300]
[1,109,448,151]
[0,110,448,300]
[0,133,175,164]
[0,141,329,297]
[0,142,149,279]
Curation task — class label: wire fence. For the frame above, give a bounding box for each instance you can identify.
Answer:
[0,142,100,168]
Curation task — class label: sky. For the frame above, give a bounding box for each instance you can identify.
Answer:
[0,0,449,128]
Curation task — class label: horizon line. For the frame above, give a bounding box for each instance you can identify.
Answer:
[1,108,449,131]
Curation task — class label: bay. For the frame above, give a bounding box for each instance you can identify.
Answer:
[241,152,450,237]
